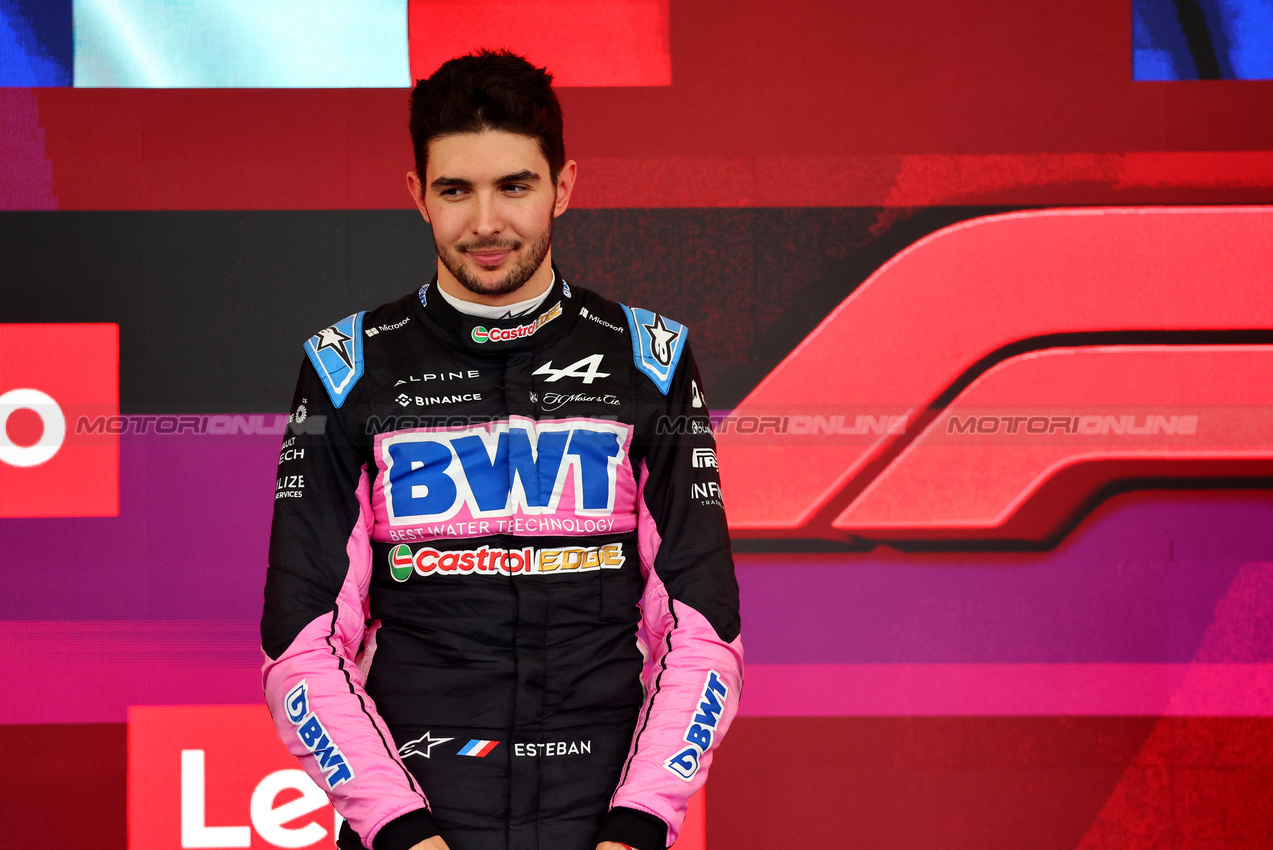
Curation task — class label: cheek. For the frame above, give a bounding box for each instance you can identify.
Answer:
[427,209,463,241]
[511,202,556,237]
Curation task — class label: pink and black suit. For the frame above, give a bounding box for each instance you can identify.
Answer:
[261,273,743,850]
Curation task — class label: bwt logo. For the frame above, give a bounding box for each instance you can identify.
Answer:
[284,682,354,789]
[1,324,118,518]
[665,670,729,781]
[379,418,630,525]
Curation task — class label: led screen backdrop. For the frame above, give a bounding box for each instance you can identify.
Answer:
[3,1,1273,849]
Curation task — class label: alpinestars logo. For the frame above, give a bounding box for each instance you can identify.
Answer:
[399,731,453,759]
[313,326,355,369]
[643,314,681,366]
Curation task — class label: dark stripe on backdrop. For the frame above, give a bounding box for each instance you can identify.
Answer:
[1,207,1007,412]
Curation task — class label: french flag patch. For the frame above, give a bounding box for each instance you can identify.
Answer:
[457,739,499,757]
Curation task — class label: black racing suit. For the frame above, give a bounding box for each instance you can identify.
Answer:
[261,273,743,850]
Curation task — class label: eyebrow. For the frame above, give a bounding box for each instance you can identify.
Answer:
[498,170,541,184]
[430,170,541,190]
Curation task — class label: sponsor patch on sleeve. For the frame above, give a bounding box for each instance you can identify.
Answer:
[621,305,688,395]
[283,681,355,788]
[304,312,365,408]
[664,669,728,781]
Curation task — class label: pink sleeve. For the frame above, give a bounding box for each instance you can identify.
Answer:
[609,465,745,847]
[261,466,431,849]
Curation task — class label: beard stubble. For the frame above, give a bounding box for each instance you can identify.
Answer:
[437,218,553,299]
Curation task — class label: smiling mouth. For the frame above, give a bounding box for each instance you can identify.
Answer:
[466,250,511,267]
[462,242,519,268]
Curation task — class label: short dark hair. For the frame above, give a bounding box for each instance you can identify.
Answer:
[409,50,566,183]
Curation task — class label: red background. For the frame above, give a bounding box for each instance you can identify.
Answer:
[0,323,119,517]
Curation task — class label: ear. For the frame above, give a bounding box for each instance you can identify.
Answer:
[552,160,578,218]
[406,171,431,224]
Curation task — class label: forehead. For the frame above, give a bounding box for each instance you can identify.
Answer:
[425,130,548,180]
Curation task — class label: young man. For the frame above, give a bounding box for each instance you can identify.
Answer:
[261,51,742,850]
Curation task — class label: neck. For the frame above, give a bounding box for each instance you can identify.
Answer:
[435,252,555,307]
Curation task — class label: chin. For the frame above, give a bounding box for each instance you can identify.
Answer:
[467,268,520,291]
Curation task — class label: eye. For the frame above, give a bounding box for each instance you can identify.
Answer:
[503,184,529,195]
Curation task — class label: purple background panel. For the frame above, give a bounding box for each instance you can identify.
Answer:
[739,491,1273,664]
[2,425,277,620]
[4,429,1273,723]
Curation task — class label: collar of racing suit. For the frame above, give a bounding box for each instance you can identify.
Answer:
[435,269,556,319]
[409,265,583,355]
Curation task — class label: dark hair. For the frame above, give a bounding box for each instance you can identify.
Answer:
[409,50,565,183]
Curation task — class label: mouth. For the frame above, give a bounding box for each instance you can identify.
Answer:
[463,245,517,269]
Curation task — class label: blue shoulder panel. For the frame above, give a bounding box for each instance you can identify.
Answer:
[303,312,366,408]
[621,305,689,395]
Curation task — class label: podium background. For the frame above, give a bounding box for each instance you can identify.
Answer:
[3,1,1273,847]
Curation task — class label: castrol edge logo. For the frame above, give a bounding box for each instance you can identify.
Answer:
[388,542,625,580]
[471,302,563,344]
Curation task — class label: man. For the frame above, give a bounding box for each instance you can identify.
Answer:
[261,50,742,850]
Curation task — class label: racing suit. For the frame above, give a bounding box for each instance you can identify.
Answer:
[261,272,743,850]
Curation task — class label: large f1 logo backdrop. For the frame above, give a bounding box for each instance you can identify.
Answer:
[717,207,1273,544]
[0,324,119,517]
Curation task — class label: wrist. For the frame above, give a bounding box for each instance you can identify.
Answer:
[596,807,667,850]
[372,809,440,850]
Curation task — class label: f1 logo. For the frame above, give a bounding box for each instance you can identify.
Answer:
[0,324,119,517]
[718,207,1273,545]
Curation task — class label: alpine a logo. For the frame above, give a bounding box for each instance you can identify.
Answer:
[472,302,563,344]
[533,354,609,384]
[375,417,637,541]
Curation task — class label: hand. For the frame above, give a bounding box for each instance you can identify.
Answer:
[407,837,450,850]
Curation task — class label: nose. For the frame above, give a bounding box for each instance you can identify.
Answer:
[472,190,502,237]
